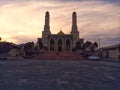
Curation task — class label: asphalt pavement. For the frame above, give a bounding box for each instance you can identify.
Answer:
[0,59,120,90]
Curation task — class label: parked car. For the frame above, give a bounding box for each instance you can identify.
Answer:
[88,55,99,60]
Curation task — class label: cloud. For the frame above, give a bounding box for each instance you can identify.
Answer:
[0,0,119,47]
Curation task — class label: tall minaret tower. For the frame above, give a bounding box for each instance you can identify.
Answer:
[42,11,51,47]
[44,11,50,31]
[71,12,79,47]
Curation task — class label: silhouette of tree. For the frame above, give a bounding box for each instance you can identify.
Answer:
[76,41,82,49]
[85,41,92,48]
[91,45,95,52]
[93,42,98,49]
[38,39,43,49]
[73,41,82,51]
[73,41,98,52]
[81,44,85,51]
[24,42,34,56]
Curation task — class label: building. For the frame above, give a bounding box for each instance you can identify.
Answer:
[0,41,21,57]
[41,11,83,52]
[0,42,12,54]
[101,44,120,60]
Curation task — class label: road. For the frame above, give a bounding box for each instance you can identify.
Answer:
[0,59,120,90]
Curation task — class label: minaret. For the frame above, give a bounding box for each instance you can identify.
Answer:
[72,12,78,32]
[71,12,79,47]
[42,11,51,48]
[44,11,50,31]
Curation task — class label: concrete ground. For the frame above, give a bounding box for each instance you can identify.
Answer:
[0,59,120,90]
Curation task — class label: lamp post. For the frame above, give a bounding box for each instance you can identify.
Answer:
[98,37,101,49]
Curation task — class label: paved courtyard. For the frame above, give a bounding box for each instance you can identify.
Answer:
[0,59,120,90]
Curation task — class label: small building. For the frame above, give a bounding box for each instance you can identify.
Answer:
[0,41,23,58]
[8,43,21,57]
[0,42,12,54]
[101,44,120,60]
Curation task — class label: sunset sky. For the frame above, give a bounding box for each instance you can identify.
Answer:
[0,0,120,47]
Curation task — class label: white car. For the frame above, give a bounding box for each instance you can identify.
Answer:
[88,55,99,60]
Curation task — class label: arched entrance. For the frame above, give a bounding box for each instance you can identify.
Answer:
[66,39,71,51]
[50,39,54,51]
[58,39,62,52]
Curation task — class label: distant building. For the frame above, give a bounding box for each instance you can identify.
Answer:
[40,11,83,52]
[0,42,11,54]
[0,41,22,57]
[101,44,120,60]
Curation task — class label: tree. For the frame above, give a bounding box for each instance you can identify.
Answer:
[37,38,43,49]
[81,44,85,51]
[73,41,82,51]
[76,41,82,50]
[24,42,34,56]
[85,41,92,48]
[93,42,98,49]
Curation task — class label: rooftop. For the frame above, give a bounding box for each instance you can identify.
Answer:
[57,30,64,35]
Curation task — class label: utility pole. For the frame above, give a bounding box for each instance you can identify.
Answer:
[98,38,101,49]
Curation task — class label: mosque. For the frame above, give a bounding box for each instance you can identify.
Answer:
[40,11,83,52]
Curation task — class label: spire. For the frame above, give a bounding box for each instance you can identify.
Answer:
[72,12,77,26]
[71,12,78,32]
[44,11,50,31]
[71,12,79,46]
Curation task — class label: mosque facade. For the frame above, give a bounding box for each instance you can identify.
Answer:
[41,11,83,52]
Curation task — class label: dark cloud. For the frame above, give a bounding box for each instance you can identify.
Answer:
[64,0,120,4]
[0,0,120,4]
[0,0,119,47]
